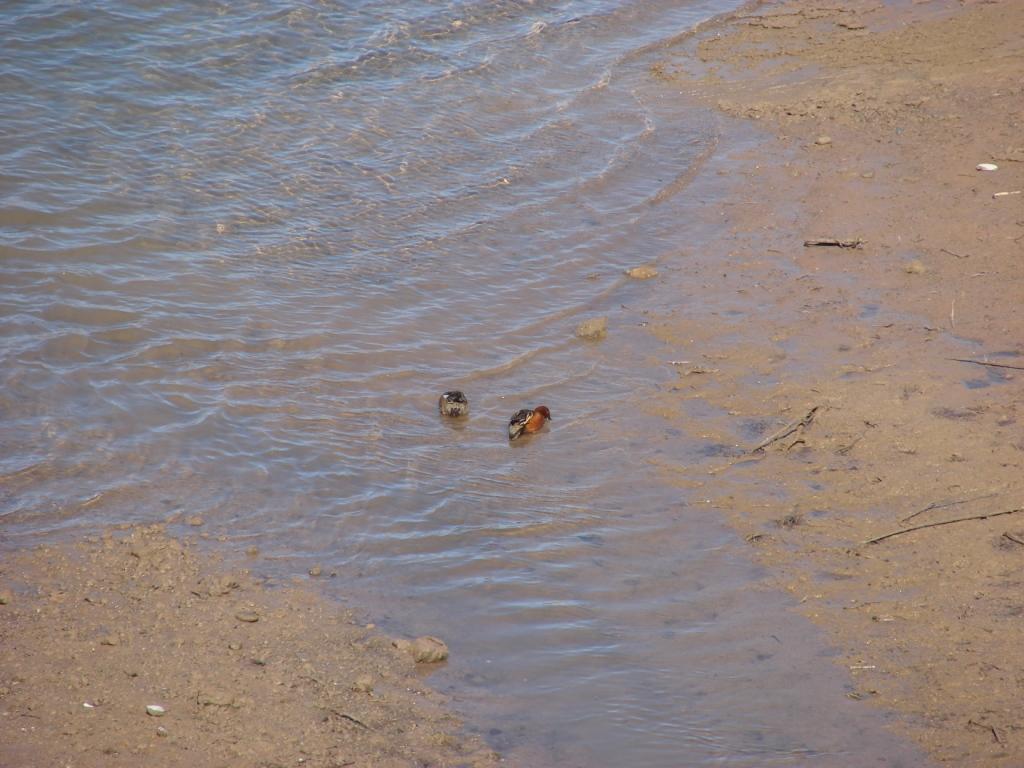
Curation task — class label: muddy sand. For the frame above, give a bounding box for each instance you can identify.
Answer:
[0,525,496,767]
[648,0,1024,764]
[3,1,1023,766]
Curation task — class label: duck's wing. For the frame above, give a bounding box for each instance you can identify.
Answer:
[508,408,533,439]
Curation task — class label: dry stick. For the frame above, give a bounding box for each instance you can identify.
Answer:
[751,406,820,454]
[331,711,370,729]
[900,492,999,524]
[967,719,1003,746]
[803,238,865,248]
[1002,532,1024,546]
[865,508,1024,545]
[947,357,1024,371]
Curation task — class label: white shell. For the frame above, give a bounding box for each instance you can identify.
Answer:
[976,163,998,171]
[146,704,166,717]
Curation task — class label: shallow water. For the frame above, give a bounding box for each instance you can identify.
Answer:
[1,2,927,765]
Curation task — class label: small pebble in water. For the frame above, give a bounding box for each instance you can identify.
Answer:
[625,265,658,279]
[575,316,607,341]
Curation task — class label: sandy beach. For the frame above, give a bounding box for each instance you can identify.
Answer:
[2,1,1022,765]
[0,525,497,767]
[650,0,1024,763]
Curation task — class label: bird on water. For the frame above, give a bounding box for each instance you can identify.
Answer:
[438,390,469,417]
[508,405,551,440]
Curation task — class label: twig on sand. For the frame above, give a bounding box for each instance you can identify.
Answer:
[751,406,820,453]
[900,492,999,524]
[865,508,1024,545]
[330,710,371,729]
[803,238,865,249]
[1002,532,1024,546]
[947,357,1024,371]
[967,719,1003,745]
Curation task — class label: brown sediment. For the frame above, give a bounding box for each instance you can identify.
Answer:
[0,525,497,768]
[647,0,1024,764]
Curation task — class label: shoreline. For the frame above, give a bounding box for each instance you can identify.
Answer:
[648,0,1024,764]
[0,525,499,767]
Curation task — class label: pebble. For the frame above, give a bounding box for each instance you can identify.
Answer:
[904,260,927,274]
[574,316,608,341]
[156,726,169,737]
[228,641,242,651]
[625,265,658,280]
[976,162,998,171]
[145,704,166,717]
[308,565,323,577]
[187,516,204,527]
[197,689,236,707]
[394,635,449,664]
[815,135,832,146]
[234,610,260,623]
[0,589,13,605]
[353,674,375,694]
[99,635,119,646]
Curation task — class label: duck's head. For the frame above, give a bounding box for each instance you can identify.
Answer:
[535,405,551,420]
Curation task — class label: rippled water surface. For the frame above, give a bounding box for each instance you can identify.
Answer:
[2,2,927,766]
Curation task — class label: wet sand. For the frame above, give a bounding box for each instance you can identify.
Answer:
[0,525,496,768]
[2,1,1023,765]
[648,0,1024,764]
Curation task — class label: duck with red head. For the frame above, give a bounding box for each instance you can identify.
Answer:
[508,405,552,440]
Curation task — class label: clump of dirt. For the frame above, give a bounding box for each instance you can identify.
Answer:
[0,525,498,768]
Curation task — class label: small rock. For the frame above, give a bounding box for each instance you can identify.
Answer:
[976,162,998,172]
[99,635,119,646]
[187,516,204,527]
[228,641,242,651]
[394,636,449,664]
[861,171,875,179]
[904,260,927,275]
[815,136,832,146]
[245,546,260,557]
[234,610,260,623]
[353,674,375,694]
[574,316,608,341]
[204,575,240,596]
[156,726,168,737]
[625,265,658,280]
[145,704,166,717]
[308,565,323,577]
[197,690,236,707]
[0,589,13,605]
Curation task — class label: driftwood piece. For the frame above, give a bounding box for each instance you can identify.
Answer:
[865,508,1024,545]
[803,238,865,249]
[751,406,820,453]
[900,492,998,524]
[947,357,1024,372]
